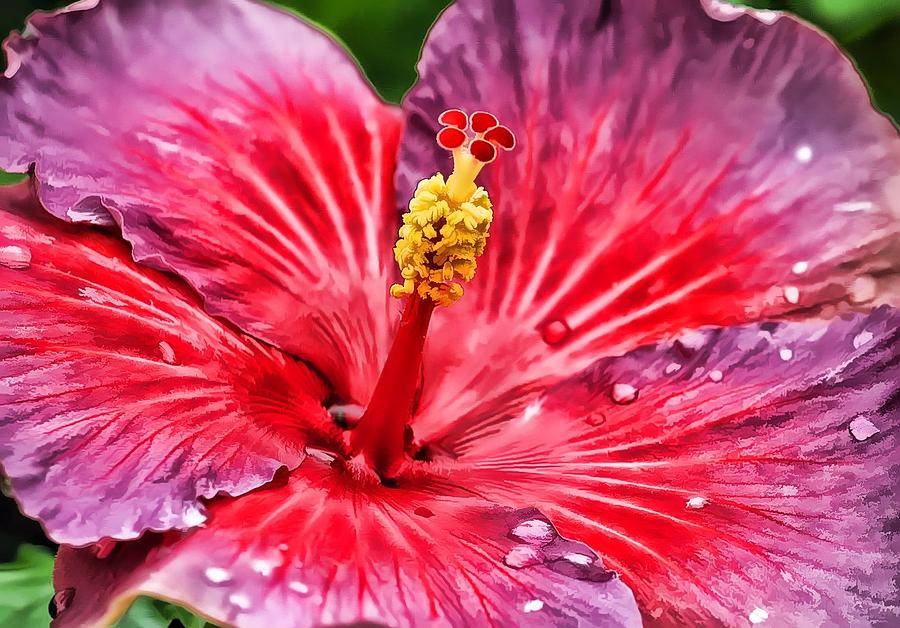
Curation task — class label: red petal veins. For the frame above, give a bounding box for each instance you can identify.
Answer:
[484,125,516,150]
[470,110,499,133]
[0,184,334,546]
[52,459,642,628]
[469,138,497,163]
[438,108,469,129]
[0,0,403,404]
[436,126,467,150]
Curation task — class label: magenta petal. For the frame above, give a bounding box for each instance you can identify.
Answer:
[450,307,900,625]
[52,459,641,627]
[0,0,404,401]
[399,0,900,441]
[0,184,333,545]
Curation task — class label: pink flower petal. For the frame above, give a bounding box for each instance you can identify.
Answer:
[0,0,404,401]
[448,307,899,625]
[51,459,641,627]
[399,0,900,445]
[0,184,335,545]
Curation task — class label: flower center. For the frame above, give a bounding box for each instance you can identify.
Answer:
[350,109,515,479]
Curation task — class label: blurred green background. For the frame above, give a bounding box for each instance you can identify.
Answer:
[0,0,897,625]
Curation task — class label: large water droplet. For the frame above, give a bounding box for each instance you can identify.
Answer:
[541,319,571,345]
[228,592,252,611]
[610,383,638,405]
[849,416,880,442]
[794,145,812,163]
[288,580,310,596]
[158,341,177,365]
[49,588,75,618]
[791,261,808,275]
[685,496,708,510]
[523,599,545,613]
[853,330,874,350]
[707,370,723,383]
[849,275,877,304]
[204,566,232,584]
[327,403,365,429]
[748,607,769,624]
[510,519,556,545]
[0,244,31,270]
[779,348,793,361]
[504,545,544,569]
[783,286,800,305]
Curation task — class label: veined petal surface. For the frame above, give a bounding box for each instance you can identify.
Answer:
[398,0,900,441]
[0,184,332,545]
[0,0,404,401]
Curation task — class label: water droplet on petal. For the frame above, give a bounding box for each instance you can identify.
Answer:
[794,145,812,163]
[521,399,542,422]
[182,504,206,527]
[664,362,682,375]
[510,519,556,545]
[783,286,800,305]
[611,383,638,405]
[779,348,793,361]
[849,275,877,304]
[791,261,808,275]
[251,557,280,577]
[586,411,606,427]
[541,319,571,345]
[0,244,31,270]
[562,552,593,566]
[708,370,723,383]
[853,330,874,349]
[49,588,75,618]
[414,506,435,518]
[327,403,365,429]
[523,599,545,613]
[158,341,177,365]
[849,416,880,442]
[204,566,232,584]
[504,545,544,569]
[686,496,708,509]
[278,543,289,552]
[742,37,755,49]
[749,607,769,624]
[288,580,310,596]
[228,592,252,611]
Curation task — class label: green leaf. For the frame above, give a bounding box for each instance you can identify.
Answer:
[0,171,27,186]
[115,596,220,628]
[0,545,54,628]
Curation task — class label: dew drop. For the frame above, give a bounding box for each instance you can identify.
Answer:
[228,592,252,611]
[158,340,177,365]
[791,261,808,275]
[504,544,544,569]
[794,145,812,163]
[414,506,435,518]
[611,383,638,405]
[49,588,75,618]
[251,558,279,577]
[585,411,606,427]
[853,330,874,349]
[540,319,572,345]
[685,496,708,509]
[562,552,593,566]
[510,519,556,545]
[849,416,879,442]
[523,599,545,613]
[779,348,793,361]
[288,580,310,595]
[204,566,232,584]
[708,370,723,383]
[742,37,755,49]
[0,244,31,270]
[664,362,682,375]
[783,286,800,305]
[327,403,365,429]
[278,543,289,552]
[849,275,877,304]
[749,607,769,624]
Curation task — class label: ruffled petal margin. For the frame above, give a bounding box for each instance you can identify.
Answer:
[0,183,334,546]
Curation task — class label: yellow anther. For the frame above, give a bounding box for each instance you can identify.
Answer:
[390,173,493,307]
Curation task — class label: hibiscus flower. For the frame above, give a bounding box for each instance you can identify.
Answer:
[0,0,898,625]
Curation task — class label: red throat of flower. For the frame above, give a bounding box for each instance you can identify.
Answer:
[350,109,515,479]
